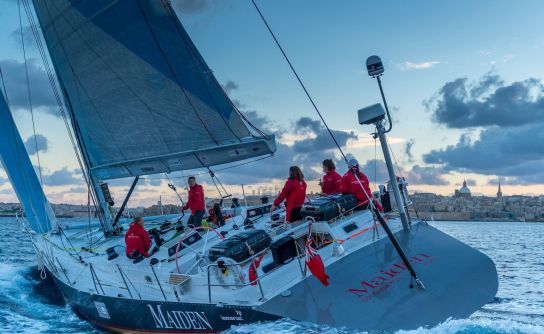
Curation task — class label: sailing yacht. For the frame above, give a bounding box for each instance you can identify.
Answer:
[0,0,498,332]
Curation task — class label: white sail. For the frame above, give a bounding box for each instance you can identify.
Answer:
[32,0,276,180]
[0,91,56,233]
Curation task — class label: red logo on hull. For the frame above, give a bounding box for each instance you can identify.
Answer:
[347,253,435,301]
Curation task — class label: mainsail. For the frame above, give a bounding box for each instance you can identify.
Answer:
[32,0,276,180]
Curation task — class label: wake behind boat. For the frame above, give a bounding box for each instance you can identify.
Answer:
[0,0,498,332]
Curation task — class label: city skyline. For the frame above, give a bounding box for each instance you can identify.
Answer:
[1,0,544,206]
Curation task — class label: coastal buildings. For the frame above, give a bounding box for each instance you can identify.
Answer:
[410,186,544,221]
[2,181,543,221]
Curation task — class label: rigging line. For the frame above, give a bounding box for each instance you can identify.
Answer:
[165,0,268,140]
[251,0,348,163]
[18,0,49,232]
[87,182,93,248]
[182,154,274,177]
[25,19,106,236]
[384,134,423,219]
[0,68,10,104]
[374,135,377,190]
[251,0,382,216]
[236,108,269,139]
[21,0,101,221]
[164,173,186,206]
[167,2,268,141]
[213,172,230,198]
[385,135,405,178]
[161,0,244,142]
[38,1,110,229]
[21,1,90,181]
[136,0,219,146]
[193,153,230,198]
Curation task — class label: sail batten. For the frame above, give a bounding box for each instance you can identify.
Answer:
[32,0,276,180]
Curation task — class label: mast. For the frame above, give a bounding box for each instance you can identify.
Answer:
[0,90,57,233]
[63,90,114,235]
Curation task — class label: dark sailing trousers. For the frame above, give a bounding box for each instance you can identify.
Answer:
[187,210,206,228]
[289,207,303,222]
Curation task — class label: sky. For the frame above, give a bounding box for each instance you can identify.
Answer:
[1,0,544,207]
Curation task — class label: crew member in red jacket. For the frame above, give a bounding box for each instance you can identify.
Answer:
[270,166,307,223]
[125,217,150,258]
[182,176,206,227]
[319,159,342,195]
[341,159,383,211]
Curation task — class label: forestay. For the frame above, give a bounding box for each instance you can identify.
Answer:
[32,0,276,180]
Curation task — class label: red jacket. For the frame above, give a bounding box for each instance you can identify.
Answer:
[274,179,307,222]
[321,169,342,195]
[125,223,150,257]
[341,168,383,211]
[182,184,205,214]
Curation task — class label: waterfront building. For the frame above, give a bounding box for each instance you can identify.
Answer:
[456,180,472,198]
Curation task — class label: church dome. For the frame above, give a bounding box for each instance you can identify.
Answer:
[458,180,471,196]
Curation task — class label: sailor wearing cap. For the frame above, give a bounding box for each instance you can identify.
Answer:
[341,159,383,211]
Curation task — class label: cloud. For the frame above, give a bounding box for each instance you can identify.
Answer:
[404,165,450,186]
[334,159,449,186]
[67,186,87,193]
[0,188,16,195]
[488,174,544,186]
[10,25,35,48]
[404,138,415,163]
[501,54,516,63]
[221,79,246,109]
[423,123,544,185]
[171,0,210,14]
[465,179,477,186]
[243,110,280,133]
[398,61,441,71]
[213,113,446,187]
[0,177,7,186]
[358,159,390,184]
[222,80,238,95]
[42,167,81,186]
[0,58,57,113]
[24,134,48,155]
[291,117,357,154]
[427,73,544,128]
[208,113,358,184]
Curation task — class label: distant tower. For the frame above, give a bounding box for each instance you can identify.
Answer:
[497,183,503,199]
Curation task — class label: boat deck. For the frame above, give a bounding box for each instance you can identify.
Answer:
[30,205,405,306]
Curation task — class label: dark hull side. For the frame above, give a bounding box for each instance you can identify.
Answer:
[51,275,280,333]
[48,222,498,333]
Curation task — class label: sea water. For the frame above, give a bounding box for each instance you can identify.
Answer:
[0,218,543,334]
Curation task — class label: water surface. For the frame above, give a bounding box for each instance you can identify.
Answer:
[1,218,542,333]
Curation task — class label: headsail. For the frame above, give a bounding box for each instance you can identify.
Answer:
[0,91,56,233]
[32,0,276,180]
